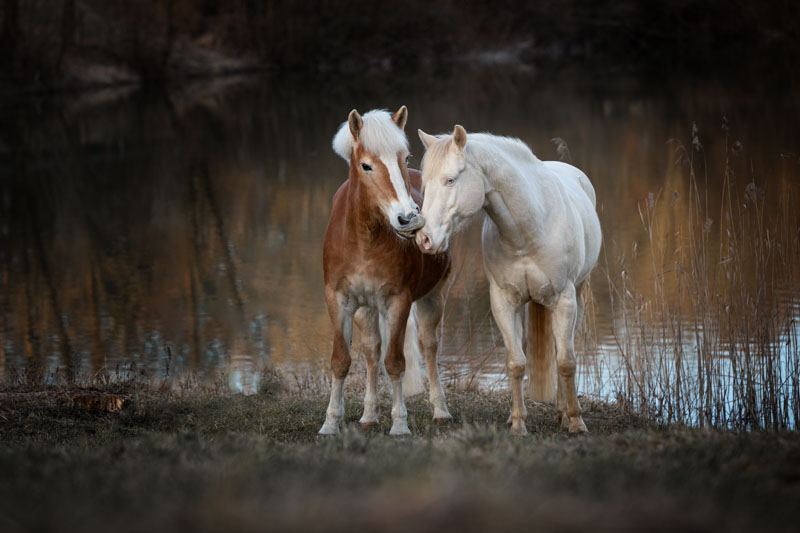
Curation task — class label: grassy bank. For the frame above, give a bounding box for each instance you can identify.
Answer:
[2,380,800,532]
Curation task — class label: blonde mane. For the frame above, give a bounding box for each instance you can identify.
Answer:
[332,109,409,162]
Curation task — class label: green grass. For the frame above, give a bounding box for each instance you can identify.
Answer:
[2,380,800,532]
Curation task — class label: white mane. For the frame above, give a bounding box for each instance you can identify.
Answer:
[422,132,542,177]
[332,109,409,162]
[468,133,539,160]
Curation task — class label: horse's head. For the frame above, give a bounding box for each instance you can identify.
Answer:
[332,106,423,239]
[415,125,485,254]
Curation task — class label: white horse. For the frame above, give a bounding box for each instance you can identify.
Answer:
[415,125,601,435]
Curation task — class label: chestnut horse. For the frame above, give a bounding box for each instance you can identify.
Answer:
[319,106,452,436]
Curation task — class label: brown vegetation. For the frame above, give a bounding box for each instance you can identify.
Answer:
[593,122,800,429]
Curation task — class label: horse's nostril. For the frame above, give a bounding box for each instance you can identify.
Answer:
[421,234,432,250]
[399,212,418,226]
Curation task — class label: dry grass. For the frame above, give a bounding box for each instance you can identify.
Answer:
[2,373,800,532]
[594,123,800,429]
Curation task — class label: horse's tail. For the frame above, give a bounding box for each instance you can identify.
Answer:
[402,304,426,396]
[526,301,557,403]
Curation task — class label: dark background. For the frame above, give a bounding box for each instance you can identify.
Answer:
[1,0,798,93]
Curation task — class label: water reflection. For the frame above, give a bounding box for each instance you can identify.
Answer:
[0,69,798,398]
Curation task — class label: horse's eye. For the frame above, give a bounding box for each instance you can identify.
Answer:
[445,176,456,185]
[361,163,373,172]
[405,155,411,165]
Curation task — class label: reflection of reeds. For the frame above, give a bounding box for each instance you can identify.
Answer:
[598,125,800,429]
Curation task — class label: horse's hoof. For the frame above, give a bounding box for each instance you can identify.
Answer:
[389,419,411,436]
[318,419,340,435]
[360,420,378,429]
[508,413,528,426]
[433,409,453,423]
[568,417,588,434]
[510,419,528,436]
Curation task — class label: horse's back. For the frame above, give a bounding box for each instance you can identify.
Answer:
[322,179,349,286]
[325,179,350,238]
[543,161,596,208]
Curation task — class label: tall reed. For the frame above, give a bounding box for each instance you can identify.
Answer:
[598,123,800,429]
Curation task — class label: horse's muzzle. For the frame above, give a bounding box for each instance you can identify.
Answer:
[395,213,425,239]
[397,213,425,232]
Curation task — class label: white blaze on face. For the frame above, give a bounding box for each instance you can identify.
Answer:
[332,108,420,233]
[380,154,419,232]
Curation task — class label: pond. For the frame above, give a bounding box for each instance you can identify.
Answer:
[1,66,798,412]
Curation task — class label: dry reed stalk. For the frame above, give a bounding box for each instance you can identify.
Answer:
[597,123,800,429]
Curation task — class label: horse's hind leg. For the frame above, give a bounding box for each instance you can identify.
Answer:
[355,308,381,427]
[552,282,587,433]
[416,289,452,422]
[557,282,585,429]
[319,288,355,435]
[382,297,413,436]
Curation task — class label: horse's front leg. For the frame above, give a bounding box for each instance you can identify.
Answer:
[319,288,356,435]
[354,308,381,427]
[489,282,528,436]
[381,296,413,436]
[416,289,452,422]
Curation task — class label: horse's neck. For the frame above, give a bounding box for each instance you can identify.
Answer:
[344,174,386,243]
[468,140,550,249]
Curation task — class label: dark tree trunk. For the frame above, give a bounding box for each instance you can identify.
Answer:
[1,0,20,72]
[160,0,175,73]
[57,0,76,73]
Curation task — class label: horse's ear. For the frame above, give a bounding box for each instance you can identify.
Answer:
[418,129,437,150]
[348,109,363,140]
[452,125,467,151]
[392,105,408,130]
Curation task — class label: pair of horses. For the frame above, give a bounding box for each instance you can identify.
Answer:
[320,106,601,436]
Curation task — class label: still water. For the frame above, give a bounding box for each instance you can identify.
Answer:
[1,67,798,396]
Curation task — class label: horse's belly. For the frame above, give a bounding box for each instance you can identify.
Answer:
[343,276,386,309]
[483,222,583,308]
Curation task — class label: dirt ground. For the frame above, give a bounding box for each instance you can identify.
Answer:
[1,382,799,532]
